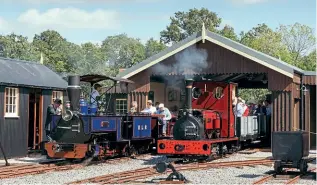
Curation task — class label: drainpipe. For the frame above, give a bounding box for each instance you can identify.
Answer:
[300,74,304,131]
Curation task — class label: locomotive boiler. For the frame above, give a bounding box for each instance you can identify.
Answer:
[157,78,270,160]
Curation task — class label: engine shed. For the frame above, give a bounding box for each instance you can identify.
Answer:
[106,28,316,149]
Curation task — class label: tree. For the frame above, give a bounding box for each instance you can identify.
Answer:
[296,49,316,71]
[144,38,167,58]
[160,8,222,44]
[0,33,39,61]
[32,30,69,72]
[278,23,316,63]
[220,25,238,41]
[101,34,146,75]
[75,42,108,75]
[240,23,291,62]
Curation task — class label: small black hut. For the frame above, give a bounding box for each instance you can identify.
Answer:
[0,57,67,159]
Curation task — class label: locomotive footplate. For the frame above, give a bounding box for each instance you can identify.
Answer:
[45,142,89,159]
[157,137,238,155]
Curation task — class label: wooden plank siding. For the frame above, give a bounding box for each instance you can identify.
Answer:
[303,75,316,85]
[129,41,294,93]
[271,91,293,132]
[0,86,29,158]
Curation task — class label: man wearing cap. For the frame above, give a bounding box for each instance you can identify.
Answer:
[141,100,156,114]
[156,103,172,136]
[45,99,62,142]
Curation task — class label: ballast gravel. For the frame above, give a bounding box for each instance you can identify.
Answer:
[0,151,315,185]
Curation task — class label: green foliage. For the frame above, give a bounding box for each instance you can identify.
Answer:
[145,38,167,58]
[32,30,70,72]
[160,8,222,44]
[238,89,270,103]
[219,25,238,42]
[101,34,147,75]
[278,23,316,63]
[0,33,40,61]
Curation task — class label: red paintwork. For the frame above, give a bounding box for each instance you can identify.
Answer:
[157,81,238,156]
[191,82,235,138]
[157,138,239,155]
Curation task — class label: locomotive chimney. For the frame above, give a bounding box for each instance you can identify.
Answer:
[67,75,81,111]
[185,78,194,114]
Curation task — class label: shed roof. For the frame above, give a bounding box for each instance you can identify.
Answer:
[0,57,67,89]
[117,29,315,79]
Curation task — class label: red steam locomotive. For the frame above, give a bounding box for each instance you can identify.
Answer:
[157,79,267,160]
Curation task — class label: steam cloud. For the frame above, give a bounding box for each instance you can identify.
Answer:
[152,45,209,76]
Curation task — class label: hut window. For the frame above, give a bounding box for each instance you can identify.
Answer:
[116,99,127,114]
[4,87,19,117]
[52,91,63,103]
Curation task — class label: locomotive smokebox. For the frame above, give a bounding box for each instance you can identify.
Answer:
[185,79,194,113]
[67,75,81,111]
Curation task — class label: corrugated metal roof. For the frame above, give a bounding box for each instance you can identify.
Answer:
[0,57,67,89]
[117,30,316,79]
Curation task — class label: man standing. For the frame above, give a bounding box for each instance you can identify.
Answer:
[90,83,102,114]
[156,103,172,136]
[45,99,62,142]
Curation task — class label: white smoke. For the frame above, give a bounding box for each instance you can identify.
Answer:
[151,45,209,76]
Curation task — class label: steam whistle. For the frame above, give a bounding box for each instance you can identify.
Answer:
[155,162,188,183]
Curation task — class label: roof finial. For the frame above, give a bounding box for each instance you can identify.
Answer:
[40,52,44,64]
[202,22,206,43]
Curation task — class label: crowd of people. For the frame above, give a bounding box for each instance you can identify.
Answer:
[130,100,172,136]
[233,97,272,117]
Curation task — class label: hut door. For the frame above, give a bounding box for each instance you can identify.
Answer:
[28,89,42,150]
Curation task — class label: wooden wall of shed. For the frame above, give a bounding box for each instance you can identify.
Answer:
[309,86,316,148]
[128,92,147,112]
[303,75,316,85]
[0,86,29,159]
[41,90,52,142]
[104,93,128,113]
[271,91,293,132]
[131,41,294,92]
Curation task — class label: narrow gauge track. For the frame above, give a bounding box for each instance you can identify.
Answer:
[0,154,151,180]
[253,167,316,185]
[67,159,274,184]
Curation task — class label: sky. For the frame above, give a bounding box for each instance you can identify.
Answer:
[0,0,315,45]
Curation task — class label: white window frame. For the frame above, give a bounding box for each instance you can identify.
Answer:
[52,91,63,104]
[4,87,19,117]
[116,99,128,114]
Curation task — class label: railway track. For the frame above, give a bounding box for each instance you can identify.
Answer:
[0,154,151,179]
[253,167,316,185]
[67,159,274,184]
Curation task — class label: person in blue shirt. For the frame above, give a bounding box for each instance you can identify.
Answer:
[156,103,172,136]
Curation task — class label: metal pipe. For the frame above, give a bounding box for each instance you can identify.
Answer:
[300,74,304,131]
[185,79,194,114]
[0,140,9,166]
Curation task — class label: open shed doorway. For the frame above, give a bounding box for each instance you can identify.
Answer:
[28,89,43,150]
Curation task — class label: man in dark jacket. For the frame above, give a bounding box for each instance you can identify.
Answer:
[45,99,62,142]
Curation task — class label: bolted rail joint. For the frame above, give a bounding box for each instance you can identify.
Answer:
[155,162,188,183]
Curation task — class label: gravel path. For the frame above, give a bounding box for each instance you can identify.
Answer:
[0,151,315,184]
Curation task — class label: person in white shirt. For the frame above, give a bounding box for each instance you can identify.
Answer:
[234,97,245,117]
[90,83,101,109]
[141,100,156,114]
